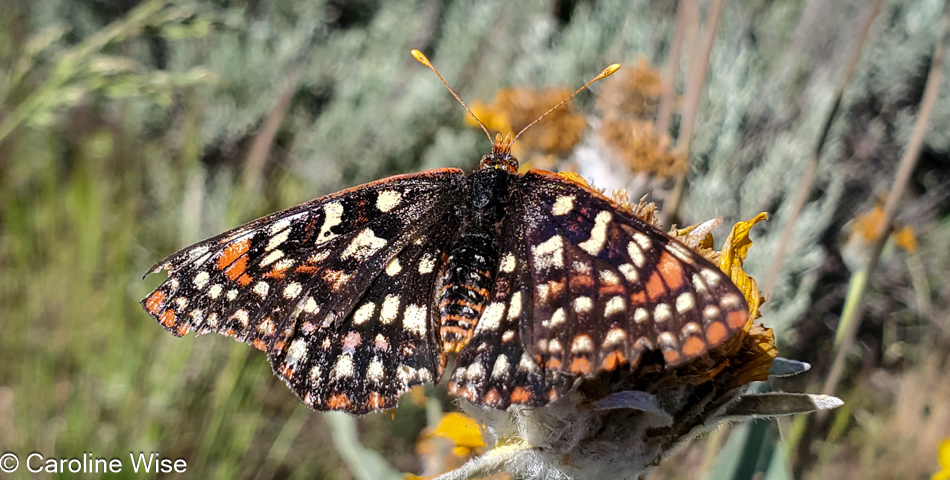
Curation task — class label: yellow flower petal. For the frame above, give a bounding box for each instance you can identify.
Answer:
[939,438,950,467]
[719,212,768,321]
[431,412,486,450]
[894,225,917,253]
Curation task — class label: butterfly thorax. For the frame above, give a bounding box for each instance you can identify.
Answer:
[438,166,512,353]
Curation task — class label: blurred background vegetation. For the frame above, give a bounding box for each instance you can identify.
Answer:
[1,0,948,478]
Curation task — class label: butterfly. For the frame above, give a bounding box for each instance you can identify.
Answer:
[141,51,750,414]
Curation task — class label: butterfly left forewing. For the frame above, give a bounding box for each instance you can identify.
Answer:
[141,169,465,357]
[516,170,750,378]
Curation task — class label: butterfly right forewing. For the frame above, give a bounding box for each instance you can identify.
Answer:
[516,171,750,379]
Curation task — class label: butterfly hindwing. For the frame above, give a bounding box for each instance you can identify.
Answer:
[514,170,750,386]
[141,169,466,400]
[449,204,572,408]
[269,212,461,413]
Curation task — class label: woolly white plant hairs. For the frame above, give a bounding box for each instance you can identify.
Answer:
[433,358,840,480]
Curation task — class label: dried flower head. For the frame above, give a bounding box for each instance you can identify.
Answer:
[596,57,664,119]
[468,87,588,157]
[599,118,687,177]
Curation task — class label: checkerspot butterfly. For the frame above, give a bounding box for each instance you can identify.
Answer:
[141,51,749,414]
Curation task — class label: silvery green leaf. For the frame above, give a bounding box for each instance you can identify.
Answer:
[720,393,843,419]
[768,357,811,377]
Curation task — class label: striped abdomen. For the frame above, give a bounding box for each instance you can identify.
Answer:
[438,231,497,353]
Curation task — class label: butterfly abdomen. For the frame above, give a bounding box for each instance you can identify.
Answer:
[438,231,497,352]
[438,168,511,353]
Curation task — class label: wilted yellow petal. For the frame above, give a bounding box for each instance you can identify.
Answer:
[720,213,768,320]
[557,171,589,187]
[431,412,486,452]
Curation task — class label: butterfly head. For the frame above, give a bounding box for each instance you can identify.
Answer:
[478,132,519,173]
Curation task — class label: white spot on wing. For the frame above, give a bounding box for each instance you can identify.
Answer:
[232,309,249,327]
[499,253,516,273]
[304,297,319,314]
[634,307,650,324]
[573,296,593,314]
[333,354,355,379]
[260,250,284,267]
[491,354,509,378]
[284,282,303,299]
[269,216,294,235]
[341,228,388,260]
[599,270,620,285]
[720,293,742,309]
[676,292,695,313]
[628,242,646,268]
[385,257,402,276]
[681,322,702,337]
[700,268,721,287]
[633,232,652,251]
[578,211,612,255]
[531,235,565,270]
[193,271,210,289]
[466,360,485,380]
[353,302,375,325]
[550,308,567,327]
[654,303,672,323]
[367,357,385,382]
[418,253,436,274]
[478,302,506,332]
[518,353,538,372]
[253,281,269,298]
[209,284,223,299]
[658,332,678,349]
[603,328,627,347]
[571,334,594,353]
[507,291,523,320]
[376,190,402,212]
[403,304,427,336]
[285,338,308,366]
[380,295,400,324]
[618,263,639,282]
[551,195,575,216]
[316,201,344,244]
[266,229,291,251]
[604,296,625,317]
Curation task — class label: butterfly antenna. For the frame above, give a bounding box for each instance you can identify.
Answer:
[411,50,493,145]
[512,63,621,144]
